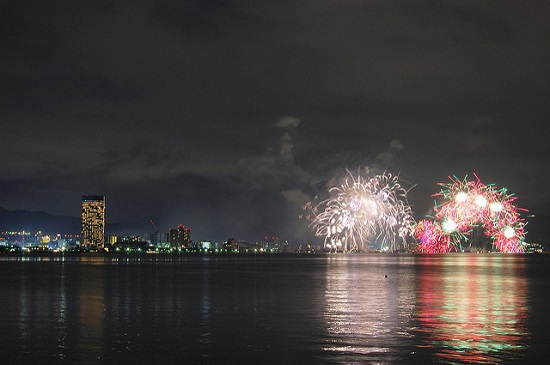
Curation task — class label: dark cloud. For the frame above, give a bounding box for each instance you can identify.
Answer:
[1,1,549,242]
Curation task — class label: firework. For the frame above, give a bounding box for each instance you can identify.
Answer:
[415,174,527,253]
[306,171,415,252]
[414,220,459,253]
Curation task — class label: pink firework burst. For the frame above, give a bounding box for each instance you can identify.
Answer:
[415,174,527,253]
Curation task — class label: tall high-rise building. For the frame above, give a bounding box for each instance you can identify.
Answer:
[81,195,105,250]
[169,224,191,249]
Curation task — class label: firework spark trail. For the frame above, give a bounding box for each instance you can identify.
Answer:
[414,220,456,253]
[415,174,527,253]
[306,170,415,252]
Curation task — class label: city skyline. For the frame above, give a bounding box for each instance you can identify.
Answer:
[1,190,548,251]
[1,1,549,243]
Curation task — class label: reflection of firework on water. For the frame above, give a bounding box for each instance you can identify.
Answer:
[415,174,527,253]
[305,171,415,252]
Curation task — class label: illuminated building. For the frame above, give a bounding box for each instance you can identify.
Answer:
[169,224,191,249]
[81,195,105,250]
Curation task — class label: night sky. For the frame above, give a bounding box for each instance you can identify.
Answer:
[2,1,549,242]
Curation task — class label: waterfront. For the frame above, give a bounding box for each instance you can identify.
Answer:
[0,253,549,364]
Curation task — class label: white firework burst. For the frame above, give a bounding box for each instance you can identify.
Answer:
[306,171,415,252]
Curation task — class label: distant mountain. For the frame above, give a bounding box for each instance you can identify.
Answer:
[0,206,81,234]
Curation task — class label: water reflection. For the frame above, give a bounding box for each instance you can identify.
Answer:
[75,264,105,360]
[56,262,68,361]
[0,254,538,364]
[415,255,530,364]
[323,255,417,362]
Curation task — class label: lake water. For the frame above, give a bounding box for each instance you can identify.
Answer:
[0,253,549,364]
